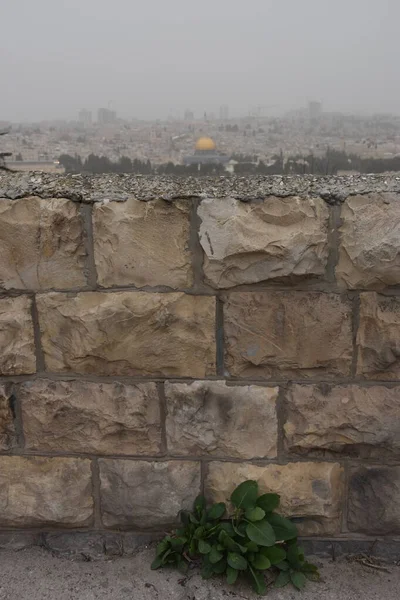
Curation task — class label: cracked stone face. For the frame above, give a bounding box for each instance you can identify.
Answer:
[0,197,86,290]
[198,196,329,288]
[93,198,192,288]
[0,296,36,375]
[0,384,16,451]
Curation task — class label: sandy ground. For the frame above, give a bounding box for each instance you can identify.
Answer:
[0,546,399,600]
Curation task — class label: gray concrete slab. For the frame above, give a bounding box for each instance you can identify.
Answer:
[0,546,399,600]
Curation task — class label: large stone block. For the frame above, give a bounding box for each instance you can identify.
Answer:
[99,460,201,528]
[19,379,161,455]
[348,465,400,535]
[0,384,16,450]
[165,381,278,458]
[0,456,93,527]
[0,296,36,375]
[0,197,86,290]
[37,292,216,376]
[206,461,343,535]
[357,293,400,379]
[224,292,352,378]
[336,194,400,289]
[198,196,329,288]
[284,384,400,458]
[93,198,192,289]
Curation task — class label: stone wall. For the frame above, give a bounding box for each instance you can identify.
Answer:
[0,173,399,557]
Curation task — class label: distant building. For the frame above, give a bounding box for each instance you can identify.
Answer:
[97,108,117,125]
[309,101,322,120]
[219,104,229,120]
[184,109,195,121]
[183,137,230,166]
[78,109,92,127]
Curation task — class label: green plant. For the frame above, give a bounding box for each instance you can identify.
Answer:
[151,480,319,595]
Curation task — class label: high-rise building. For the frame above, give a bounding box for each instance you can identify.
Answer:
[308,101,322,120]
[184,109,195,121]
[219,104,229,120]
[78,109,92,127]
[97,108,117,125]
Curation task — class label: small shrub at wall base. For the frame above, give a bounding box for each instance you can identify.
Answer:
[151,480,319,595]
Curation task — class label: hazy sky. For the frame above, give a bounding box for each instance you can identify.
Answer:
[2,0,399,121]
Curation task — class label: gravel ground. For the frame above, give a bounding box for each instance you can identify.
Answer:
[0,546,399,600]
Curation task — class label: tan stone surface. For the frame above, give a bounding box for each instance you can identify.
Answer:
[99,460,201,528]
[0,456,93,527]
[0,384,16,450]
[357,293,400,379]
[165,381,278,458]
[0,296,36,375]
[20,379,161,455]
[224,292,352,378]
[198,196,329,288]
[206,461,343,535]
[284,384,400,457]
[348,465,400,535]
[336,194,400,289]
[37,292,215,376]
[93,198,192,289]
[0,197,85,290]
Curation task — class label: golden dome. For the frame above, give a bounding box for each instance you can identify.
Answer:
[195,136,216,151]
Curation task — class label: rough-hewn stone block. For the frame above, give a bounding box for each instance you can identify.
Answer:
[224,292,352,378]
[336,194,400,289]
[0,384,16,450]
[37,292,216,376]
[0,197,85,290]
[165,381,278,458]
[348,465,400,535]
[0,296,36,375]
[284,384,400,457]
[99,460,201,528]
[93,198,192,289]
[0,456,93,527]
[19,379,161,455]
[206,462,343,535]
[357,293,400,379]
[198,196,329,288]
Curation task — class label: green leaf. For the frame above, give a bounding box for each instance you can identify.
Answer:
[251,554,271,570]
[150,556,163,570]
[170,536,187,551]
[180,510,190,525]
[176,557,189,574]
[275,570,290,588]
[230,480,258,510]
[246,519,276,547]
[287,544,303,569]
[194,495,206,514]
[189,513,199,525]
[219,530,237,552]
[245,507,266,522]
[209,546,224,564]
[256,493,280,513]
[198,540,212,554]
[290,571,307,590]
[199,509,207,525]
[156,539,169,557]
[161,549,172,563]
[232,521,247,538]
[245,541,259,553]
[276,560,290,571]
[207,502,226,520]
[201,562,214,579]
[267,513,298,541]
[226,566,239,585]
[212,559,227,574]
[194,526,206,539]
[219,522,235,536]
[302,561,319,573]
[260,545,286,565]
[227,552,248,571]
[249,566,267,595]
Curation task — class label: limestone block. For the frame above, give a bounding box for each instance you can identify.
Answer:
[284,384,400,457]
[165,381,278,458]
[357,293,400,379]
[93,198,192,289]
[99,460,201,528]
[224,292,352,378]
[0,296,36,375]
[336,194,400,289]
[19,379,161,455]
[36,291,215,376]
[206,461,343,535]
[0,456,93,527]
[348,465,400,534]
[0,384,16,450]
[198,196,329,288]
[0,197,86,290]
